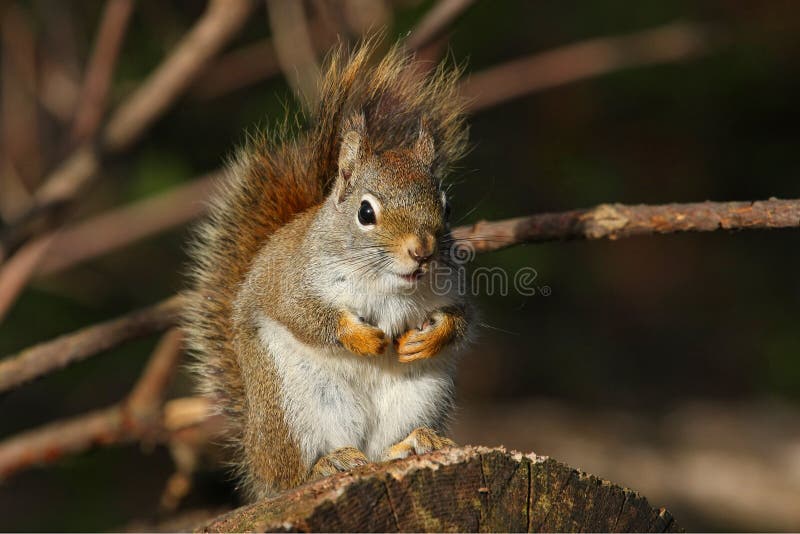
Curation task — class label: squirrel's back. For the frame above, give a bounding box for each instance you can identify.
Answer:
[183,40,468,468]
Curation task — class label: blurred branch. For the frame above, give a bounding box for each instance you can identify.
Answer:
[0,395,219,481]
[1,3,41,197]
[126,328,184,441]
[451,198,800,253]
[0,295,184,393]
[461,20,710,112]
[35,172,218,276]
[0,233,58,322]
[1,0,253,258]
[69,0,135,144]
[190,39,280,100]
[0,172,215,321]
[266,0,321,108]
[101,0,253,153]
[0,327,201,482]
[406,0,476,51]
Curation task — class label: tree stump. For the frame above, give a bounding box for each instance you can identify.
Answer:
[199,446,679,532]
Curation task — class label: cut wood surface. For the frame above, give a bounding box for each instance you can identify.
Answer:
[199,446,679,533]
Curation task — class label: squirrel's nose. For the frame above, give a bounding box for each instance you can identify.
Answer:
[409,246,433,262]
[408,235,435,263]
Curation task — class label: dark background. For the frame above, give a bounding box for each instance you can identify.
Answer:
[1,1,799,530]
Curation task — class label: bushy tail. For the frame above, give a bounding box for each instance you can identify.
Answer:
[183,39,468,450]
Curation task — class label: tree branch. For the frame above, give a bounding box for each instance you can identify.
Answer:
[0,329,201,481]
[0,295,184,393]
[68,0,135,144]
[190,39,280,101]
[0,172,216,322]
[101,0,253,153]
[126,328,185,440]
[1,0,252,254]
[266,0,321,109]
[0,233,57,322]
[0,395,219,480]
[451,198,800,253]
[406,0,476,52]
[461,20,710,112]
[35,172,218,276]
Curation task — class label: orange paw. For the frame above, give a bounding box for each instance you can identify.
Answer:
[395,312,456,363]
[337,312,388,356]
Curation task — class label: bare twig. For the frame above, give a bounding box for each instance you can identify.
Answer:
[266,0,321,108]
[0,405,123,479]
[34,2,82,122]
[1,4,41,195]
[190,39,281,101]
[461,20,710,112]
[35,173,218,276]
[30,186,800,285]
[0,173,215,323]
[0,0,251,314]
[127,328,185,437]
[0,295,184,393]
[451,198,800,253]
[406,0,476,52]
[0,396,219,480]
[10,0,251,233]
[0,233,58,322]
[69,0,135,144]
[102,0,253,153]
[338,0,394,38]
[0,320,190,482]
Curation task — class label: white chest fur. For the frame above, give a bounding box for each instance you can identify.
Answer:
[258,311,456,464]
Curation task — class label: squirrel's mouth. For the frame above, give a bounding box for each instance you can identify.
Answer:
[398,268,425,283]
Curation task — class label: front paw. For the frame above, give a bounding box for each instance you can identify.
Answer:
[395,312,455,363]
[337,312,388,356]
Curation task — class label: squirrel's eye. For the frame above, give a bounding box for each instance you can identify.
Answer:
[358,200,376,226]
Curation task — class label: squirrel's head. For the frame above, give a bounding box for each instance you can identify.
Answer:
[328,114,451,291]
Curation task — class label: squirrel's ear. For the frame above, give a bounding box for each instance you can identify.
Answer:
[335,130,361,203]
[414,126,435,168]
[338,130,361,180]
[335,123,364,203]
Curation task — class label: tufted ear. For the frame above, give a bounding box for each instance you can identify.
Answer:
[335,114,367,203]
[414,125,435,168]
[338,129,362,181]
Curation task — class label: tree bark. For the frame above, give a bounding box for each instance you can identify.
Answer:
[199,446,680,533]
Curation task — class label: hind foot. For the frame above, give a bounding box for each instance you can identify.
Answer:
[383,427,456,461]
[309,446,369,480]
